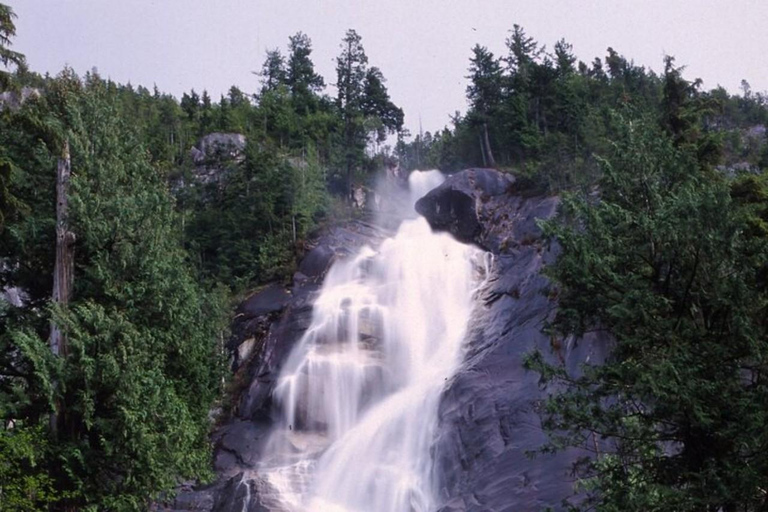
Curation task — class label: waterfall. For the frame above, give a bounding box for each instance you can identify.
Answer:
[260,171,485,512]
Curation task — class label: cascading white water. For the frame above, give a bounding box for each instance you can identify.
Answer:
[260,171,485,512]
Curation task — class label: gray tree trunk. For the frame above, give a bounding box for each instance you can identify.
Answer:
[478,133,487,167]
[49,140,75,436]
[482,122,496,167]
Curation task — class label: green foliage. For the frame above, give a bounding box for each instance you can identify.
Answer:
[258,49,288,96]
[0,3,24,91]
[466,45,503,121]
[528,113,768,511]
[397,24,768,195]
[286,32,325,114]
[0,424,60,511]
[0,150,27,231]
[184,142,328,289]
[1,71,228,510]
[54,77,225,509]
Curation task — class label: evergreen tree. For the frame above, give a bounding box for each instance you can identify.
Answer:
[200,89,213,134]
[554,39,576,76]
[335,29,369,198]
[505,24,542,91]
[180,89,200,121]
[286,32,325,113]
[361,66,404,143]
[527,113,768,511]
[0,3,24,90]
[259,48,288,95]
[466,45,502,167]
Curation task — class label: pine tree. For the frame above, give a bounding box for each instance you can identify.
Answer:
[0,3,24,90]
[286,32,325,112]
[361,66,404,143]
[336,29,369,199]
[505,24,541,91]
[528,113,768,511]
[554,39,576,76]
[466,45,503,166]
[258,48,288,96]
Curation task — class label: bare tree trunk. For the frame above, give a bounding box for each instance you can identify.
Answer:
[478,132,487,167]
[347,158,353,204]
[49,140,75,437]
[482,122,496,167]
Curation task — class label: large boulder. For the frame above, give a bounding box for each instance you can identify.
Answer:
[193,133,247,164]
[415,168,557,253]
[418,169,610,511]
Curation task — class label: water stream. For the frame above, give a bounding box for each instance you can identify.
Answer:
[259,171,486,512]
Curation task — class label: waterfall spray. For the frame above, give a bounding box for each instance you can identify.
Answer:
[260,171,485,512]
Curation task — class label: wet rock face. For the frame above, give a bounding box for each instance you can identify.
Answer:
[229,284,291,372]
[420,168,610,512]
[433,253,609,511]
[237,220,388,422]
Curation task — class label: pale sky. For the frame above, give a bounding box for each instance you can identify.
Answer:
[11,0,768,135]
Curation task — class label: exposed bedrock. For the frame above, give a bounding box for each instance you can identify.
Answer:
[418,168,610,511]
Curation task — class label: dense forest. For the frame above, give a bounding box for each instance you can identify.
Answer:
[1,2,767,511]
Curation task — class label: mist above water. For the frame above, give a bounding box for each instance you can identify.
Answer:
[260,170,486,512]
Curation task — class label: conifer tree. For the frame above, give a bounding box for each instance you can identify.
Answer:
[0,3,24,90]
[336,29,369,198]
[259,48,288,95]
[466,45,503,166]
[528,113,768,511]
[287,32,325,112]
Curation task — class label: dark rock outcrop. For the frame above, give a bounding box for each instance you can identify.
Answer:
[419,168,610,512]
[228,284,291,372]
[183,132,247,188]
[415,168,553,254]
